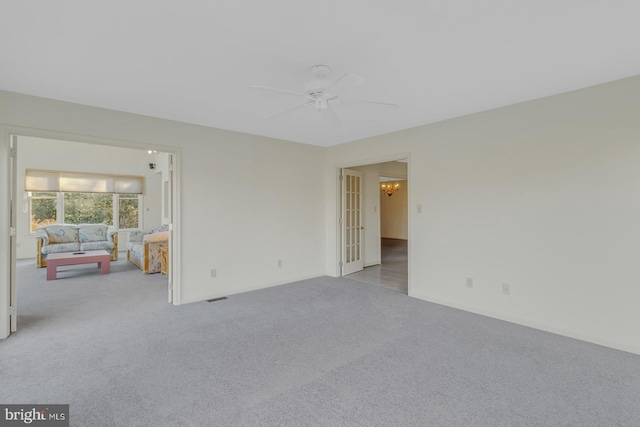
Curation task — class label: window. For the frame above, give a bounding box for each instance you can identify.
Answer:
[29,192,57,232]
[26,169,145,232]
[118,194,140,229]
[29,193,143,232]
[64,193,114,225]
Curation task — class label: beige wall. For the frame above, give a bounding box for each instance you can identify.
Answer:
[327,75,640,355]
[380,180,407,240]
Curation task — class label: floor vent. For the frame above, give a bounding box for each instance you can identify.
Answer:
[206,297,228,303]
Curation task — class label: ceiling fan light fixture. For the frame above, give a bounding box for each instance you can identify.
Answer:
[251,64,397,124]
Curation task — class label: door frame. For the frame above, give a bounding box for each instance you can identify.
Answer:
[0,125,183,339]
[334,154,411,288]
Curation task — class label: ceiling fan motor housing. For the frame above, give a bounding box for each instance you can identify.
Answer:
[305,65,332,98]
[311,65,331,79]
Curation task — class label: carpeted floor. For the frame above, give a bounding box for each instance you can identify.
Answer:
[1,255,639,426]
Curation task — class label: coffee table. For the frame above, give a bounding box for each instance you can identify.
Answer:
[46,250,111,280]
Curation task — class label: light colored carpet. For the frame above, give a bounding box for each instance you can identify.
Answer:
[1,255,639,426]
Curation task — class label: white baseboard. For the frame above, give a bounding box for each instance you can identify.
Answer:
[179,272,326,305]
[409,290,640,356]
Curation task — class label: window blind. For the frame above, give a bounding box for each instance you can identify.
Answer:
[25,169,144,194]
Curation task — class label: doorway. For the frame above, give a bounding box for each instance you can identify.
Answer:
[7,133,180,335]
[340,159,409,293]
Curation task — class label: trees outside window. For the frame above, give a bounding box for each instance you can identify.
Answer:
[30,192,142,232]
[30,192,57,232]
[64,193,113,225]
[119,194,139,229]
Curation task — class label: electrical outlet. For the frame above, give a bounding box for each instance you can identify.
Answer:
[210,268,217,279]
[466,277,473,288]
[502,283,510,295]
[277,259,283,268]
[417,204,423,214]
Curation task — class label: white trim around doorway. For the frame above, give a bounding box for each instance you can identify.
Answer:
[332,153,411,295]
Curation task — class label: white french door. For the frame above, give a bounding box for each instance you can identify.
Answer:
[167,153,174,304]
[9,135,17,332]
[341,169,364,276]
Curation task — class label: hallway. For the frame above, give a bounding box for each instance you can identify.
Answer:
[346,238,408,293]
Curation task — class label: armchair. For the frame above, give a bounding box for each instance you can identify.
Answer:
[126,225,169,274]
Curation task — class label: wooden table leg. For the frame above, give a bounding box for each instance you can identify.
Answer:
[46,263,57,280]
[100,260,110,274]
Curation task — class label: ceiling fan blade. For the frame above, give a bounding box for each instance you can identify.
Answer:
[323,104,342,126]
[250,85,310,98]
[324,73,366,93]
[261,101,313,120]
[340,98,399,108]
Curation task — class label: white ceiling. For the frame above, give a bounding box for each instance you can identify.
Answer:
[2,1,640,147]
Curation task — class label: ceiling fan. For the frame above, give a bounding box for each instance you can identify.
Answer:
[251,65,398,125]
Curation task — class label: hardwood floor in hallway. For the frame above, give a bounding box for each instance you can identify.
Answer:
[346,238,408,293]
